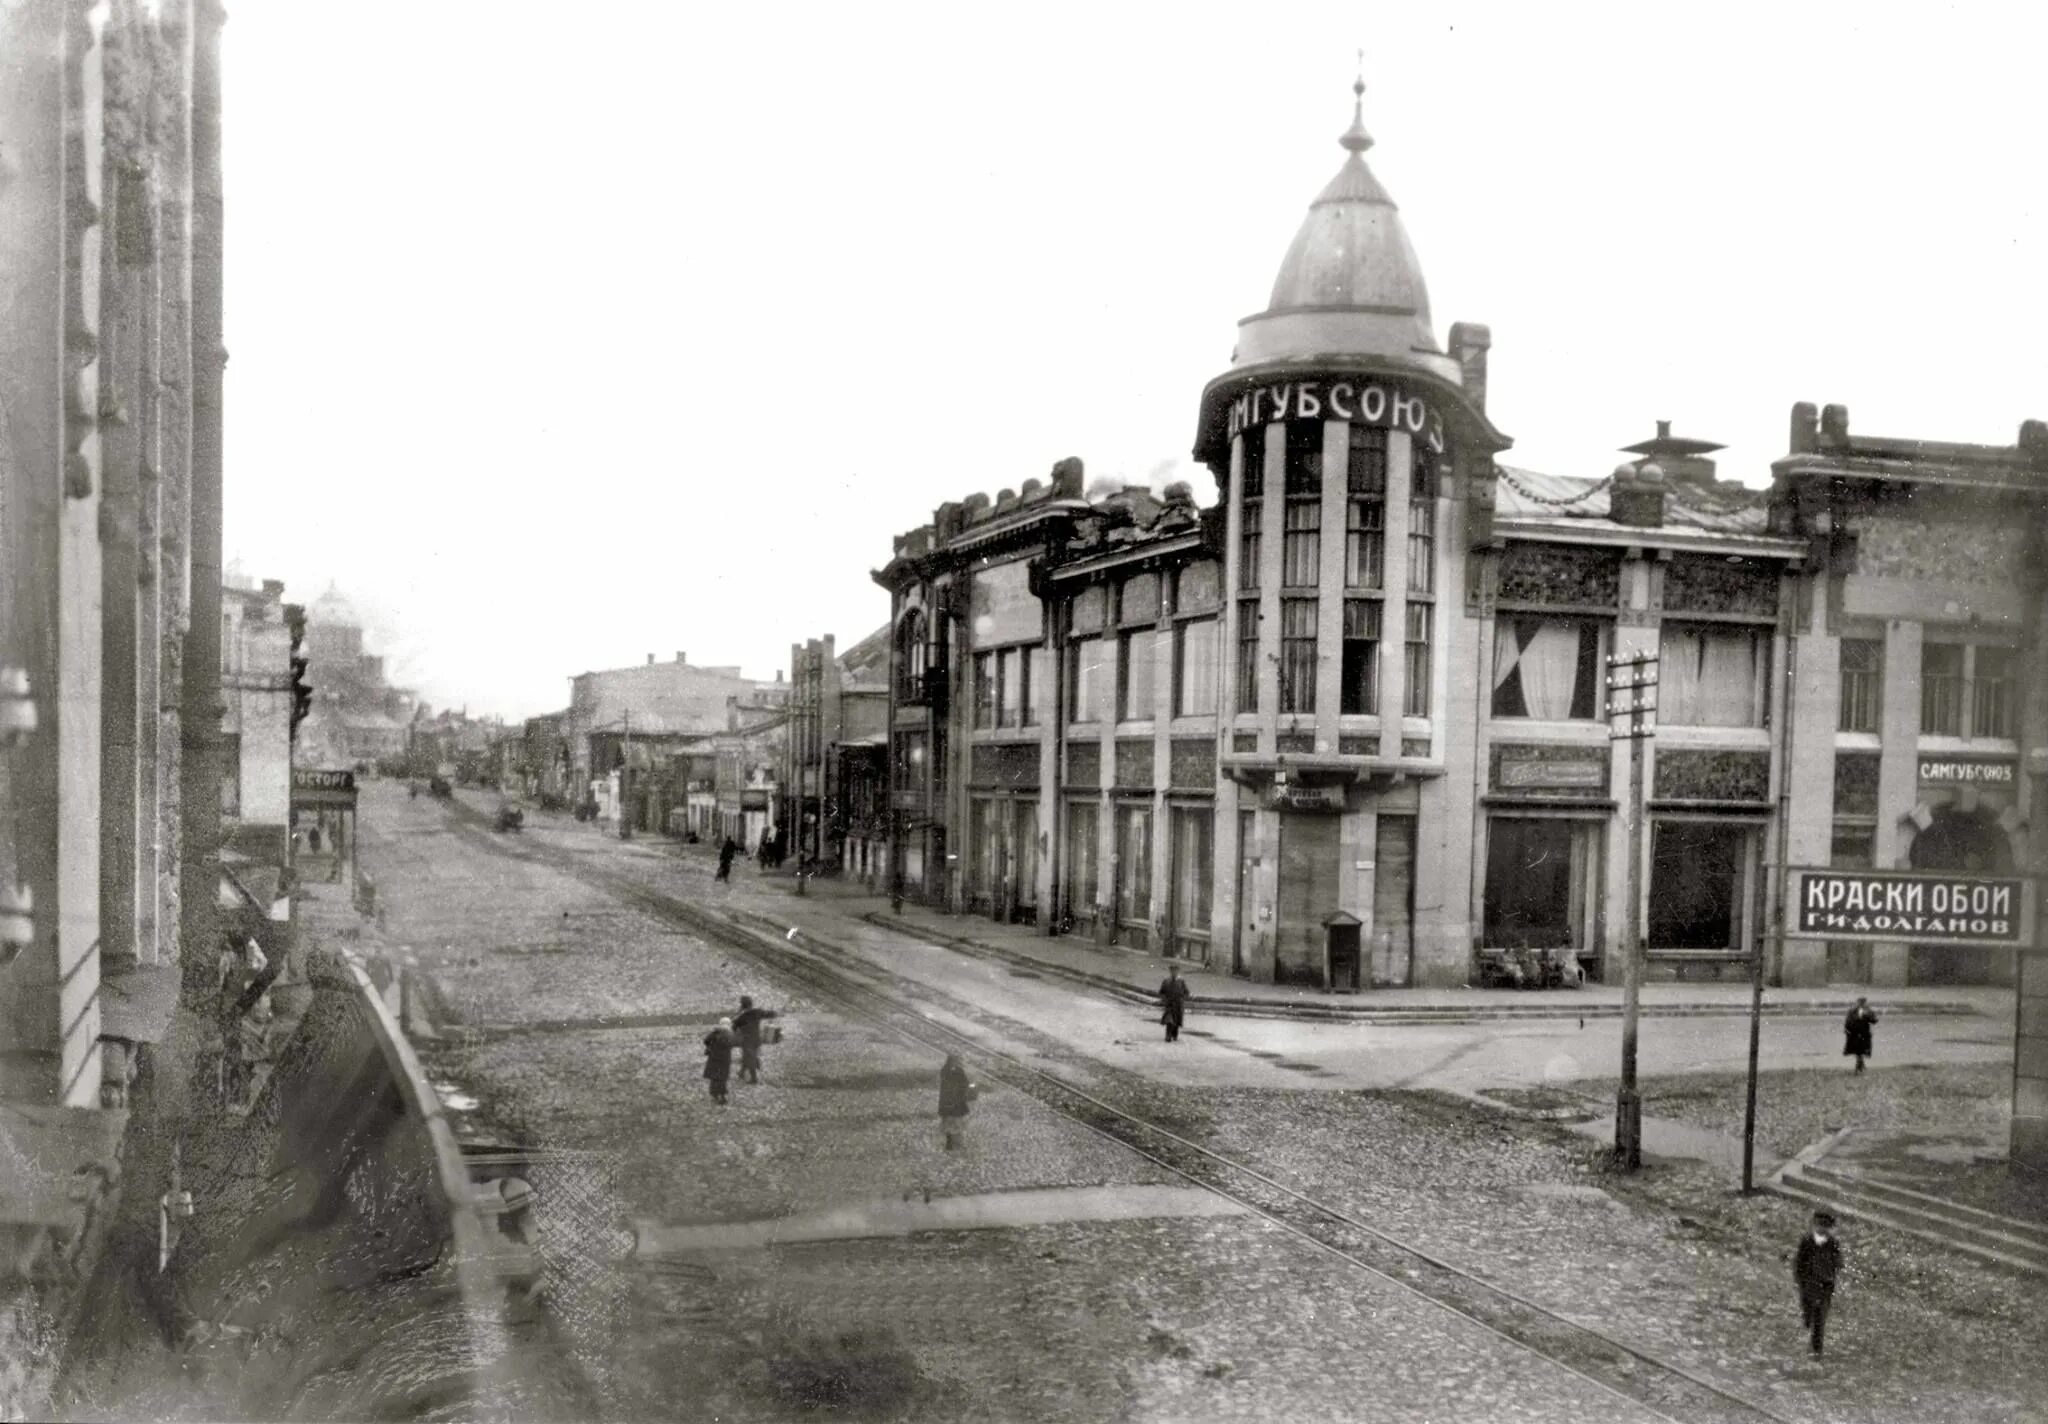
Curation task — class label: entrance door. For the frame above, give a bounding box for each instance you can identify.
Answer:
[1276,813,1341,984]
[1233,809,1254,976]
[1012,799,1039,924]
[1908,807,2014,985]
[1373,815,1416,987]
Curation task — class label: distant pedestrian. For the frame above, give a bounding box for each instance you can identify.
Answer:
[716,836,738,882]
[1158,962,1192,1043]
[757,833,773,871]
[703,1017,735,1104]
[308,825,322,853]
[1843,998,1878,1073]
[1794,1210,1843,1357]
[732,995,780,1084]
[938,1053,976,1151]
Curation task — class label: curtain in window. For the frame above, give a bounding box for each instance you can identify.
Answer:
[1517,623,1579,720]
[1177,620,1217,716]
[1066,801,1098,916]
[1117,805,1153,923]
[1122,629,1157,721]
[1698,631,1760,725]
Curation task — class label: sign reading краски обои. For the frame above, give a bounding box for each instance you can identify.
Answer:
[1792,869,2027,946]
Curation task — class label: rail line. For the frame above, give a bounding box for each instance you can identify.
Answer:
[441,806,1795,1424]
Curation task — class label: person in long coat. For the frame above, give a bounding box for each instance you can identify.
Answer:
[938,1053,976,1150]
[1843,997,1879,1073]
[732,995,780,1084]
[715,836,738,882]
[1158,963,1192,1043]
[1794,1210,1843,1357]
[703,1017,735,1104]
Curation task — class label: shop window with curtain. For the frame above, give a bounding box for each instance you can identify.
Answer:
[999,647,1025,727]
[1660,623,1769,727]
[1347,426,1386,589]
[1838,638,1882,733]
[1116,802,1154,928]
[1169,805,1213,953]
[1067,637,1104,723]
[1236,601,1261,714]
[973,652,996,729]
[1408,443,1438,596]
[1647,820,1753,951]
[1024,647,1050,726]
[1491,617,1607,720]
[1403,603,1432,716]
[1174,618,1218,717]
[1341,598,1380,715]
[1483,816,1601,952]
[1279,599,1318,713]
[1119,628,1157,722]
[1065,799,1098,925]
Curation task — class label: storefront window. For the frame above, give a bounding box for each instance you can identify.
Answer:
[1116,803,1153,926]
[1648,821,1753,950]
[1174,619,1218,717]
[1068,637,1104,722]
[1169,805,1213,950]
[1119,628,1157,722]
[1660,624,1769,727]
[1491,617,1607,720]
[1484,817,1600,950]
[1065,800,1099,923]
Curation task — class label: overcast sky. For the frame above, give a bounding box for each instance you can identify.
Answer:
[220,2,2046,721]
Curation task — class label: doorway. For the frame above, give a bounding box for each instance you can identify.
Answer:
[1373,815,1417,986]
[1276,812,1341,985]
[1232,809,1254,976]
[1907,807,2014,985]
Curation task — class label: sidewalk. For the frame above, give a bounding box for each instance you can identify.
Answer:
[656,841,2001,1026]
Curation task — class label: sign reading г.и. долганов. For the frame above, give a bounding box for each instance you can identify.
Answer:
[1790,868,2027,945]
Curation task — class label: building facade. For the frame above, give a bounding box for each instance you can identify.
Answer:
[873,86,2044,995]
[781,627,890,877]
[219,577,296,859]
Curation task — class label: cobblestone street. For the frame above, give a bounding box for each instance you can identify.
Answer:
[357,784,2045,1422]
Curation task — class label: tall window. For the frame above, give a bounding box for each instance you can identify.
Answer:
[1119,628,1157,722]
[1408,443,1438,596]
[1065,800,1098,923]
[1485,817,1601,951]
[1116,803,1153,926]
[1973,646,2015,739]
[1648,821,1753,951]
[1068,637,1104,722]
[1661,623,1768,727]
[895,610,928,702]
[1346,426,1386,588]
[1491,618,1607,720]
[973,652,996,729]
[1403,603,1432,716]
[1000,647,1025,727]
[1169,805,1213,946]
[1838,638,1882,733]
[1341,599,1380,715]
[1921,642,1963,735]
[1024,647,1050,726]
[1236,601,1261,713]
[1174,619,1218,717]
[1282,421,1322,589]
[1279,599,1318,713]
[1238,437,1265,592]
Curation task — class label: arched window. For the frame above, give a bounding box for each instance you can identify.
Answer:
[896,610,928,702]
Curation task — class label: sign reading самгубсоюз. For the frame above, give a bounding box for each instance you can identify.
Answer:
[1790,868,2029,945]
[1225,379,1448,454]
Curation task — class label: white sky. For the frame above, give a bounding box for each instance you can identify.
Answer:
[220,2,2047,721]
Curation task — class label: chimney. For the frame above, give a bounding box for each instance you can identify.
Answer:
[1609,460,1666,528]
[675,650,686,663]
[1820,404,1851,448]
[1448,322,1491,412]
[1788,402,1819,455]
[646,653,655,665]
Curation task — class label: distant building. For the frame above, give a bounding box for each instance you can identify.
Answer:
[300,585,412,767]
[220,577,296,864]
[781,626,890,880]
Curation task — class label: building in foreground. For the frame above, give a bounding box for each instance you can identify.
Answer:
[872,85,2044,993]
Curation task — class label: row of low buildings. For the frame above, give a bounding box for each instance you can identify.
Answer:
[747,87,2046,1011]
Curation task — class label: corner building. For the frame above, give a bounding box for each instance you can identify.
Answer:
[875,90,2042,992]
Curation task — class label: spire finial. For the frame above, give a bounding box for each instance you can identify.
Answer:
[1340,58,1374,155]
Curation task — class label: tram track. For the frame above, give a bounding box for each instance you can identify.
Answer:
[439,805,1796,1424]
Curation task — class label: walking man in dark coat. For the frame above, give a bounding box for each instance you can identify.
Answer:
[1843,997,1878,1073]
[1794,1210,1843,1357]
[715,836,738,883]
[938,1053,976,1150]
[1158,962,1192,1043]
[702,1017,735,1104]
[732,995,780,1084]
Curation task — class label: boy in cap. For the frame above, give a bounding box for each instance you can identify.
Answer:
[703,1017,736,1104]
[732,995,780,1085]
[1794,1210,1843,1357]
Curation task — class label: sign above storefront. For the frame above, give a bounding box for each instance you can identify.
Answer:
[1789,868,2027,946]
[1917,758,2016,786]
[1225,378,1447,455]
[1498,757,1607,791]
[291,768,357,809]
[1261,783,1347,813]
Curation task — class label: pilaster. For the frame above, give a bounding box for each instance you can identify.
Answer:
[1871,617,1922,986]
[1378,429,1413,756]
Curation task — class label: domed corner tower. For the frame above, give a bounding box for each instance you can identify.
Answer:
[1195,78,1510,991]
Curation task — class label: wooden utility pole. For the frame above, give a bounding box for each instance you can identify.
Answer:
[1608,649,1658,1170]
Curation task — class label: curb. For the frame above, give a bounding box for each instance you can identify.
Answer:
[851,912,1985,1026]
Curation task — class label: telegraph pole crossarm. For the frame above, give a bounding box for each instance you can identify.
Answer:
[1607,649,1659,1171]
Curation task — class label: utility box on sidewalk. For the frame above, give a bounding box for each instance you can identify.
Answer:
[1322,912,1363,993]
